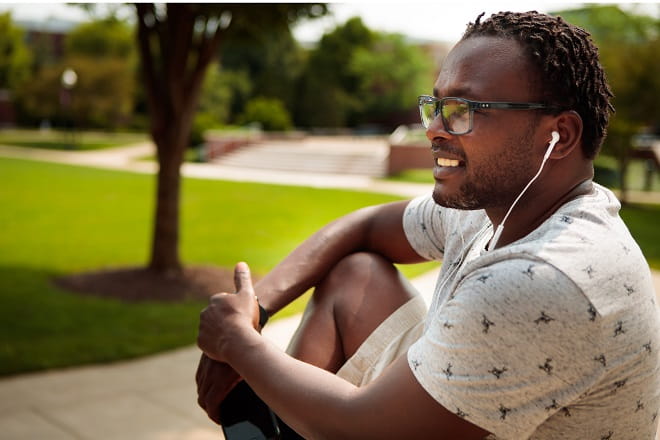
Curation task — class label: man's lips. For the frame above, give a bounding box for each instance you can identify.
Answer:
[431,143,465,163]
[432,150,465,179]
[436,157,462,167]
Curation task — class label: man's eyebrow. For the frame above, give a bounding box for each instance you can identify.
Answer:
[433,86,475,98]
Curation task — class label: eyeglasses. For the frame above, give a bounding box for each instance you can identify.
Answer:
[418,95,556,135]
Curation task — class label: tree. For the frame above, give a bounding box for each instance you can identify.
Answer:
[15,17,137,130]
[350,32,434,128]
[296,17,374,127]
[66,16,135,59]
[134,3,326,275]
[15,56,135,129]
[554,5,659,200]
[0,12,32,91]
[219,16,305,116]
[295,17,434,130]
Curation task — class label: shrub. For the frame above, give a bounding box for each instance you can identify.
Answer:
[238,97,292,131]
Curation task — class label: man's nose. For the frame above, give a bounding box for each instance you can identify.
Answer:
[425,115,451,142]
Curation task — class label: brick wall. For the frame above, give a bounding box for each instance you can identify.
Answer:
[387,142,431,175]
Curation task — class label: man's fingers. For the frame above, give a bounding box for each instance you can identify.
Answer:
[233,261,254,295]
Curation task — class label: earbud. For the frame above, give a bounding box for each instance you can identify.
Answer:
[544,131,560,159]
[551,130,560,144]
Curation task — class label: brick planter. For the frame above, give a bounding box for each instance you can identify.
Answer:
[202,132,262,161]
[387,142,432,175]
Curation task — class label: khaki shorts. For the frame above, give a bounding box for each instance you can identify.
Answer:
[336,295,428,386]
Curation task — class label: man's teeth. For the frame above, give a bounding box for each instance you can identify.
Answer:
[436,158,461,167]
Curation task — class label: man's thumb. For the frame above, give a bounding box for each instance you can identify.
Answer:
[233,261,253,294]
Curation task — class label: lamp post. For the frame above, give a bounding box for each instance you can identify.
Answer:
[60,68,78,149]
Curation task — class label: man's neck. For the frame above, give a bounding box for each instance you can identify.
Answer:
[486,178,594,250]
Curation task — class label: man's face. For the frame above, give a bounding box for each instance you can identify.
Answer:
[428,36,544,211]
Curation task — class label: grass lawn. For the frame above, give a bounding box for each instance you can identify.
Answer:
[619,204,660,269]
[0,129,148,150]
[0,157,439,376]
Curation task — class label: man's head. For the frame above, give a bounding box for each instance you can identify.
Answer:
[425,11,612,212]
[460,11,614,159]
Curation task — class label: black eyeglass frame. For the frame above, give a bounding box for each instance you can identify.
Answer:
[417,95,558,135]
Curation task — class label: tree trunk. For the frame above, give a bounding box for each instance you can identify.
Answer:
[134,3,319,275]
[136,3,223,276]
[149,135,185,275]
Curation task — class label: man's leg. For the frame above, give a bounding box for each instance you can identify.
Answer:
[285,252,421,374]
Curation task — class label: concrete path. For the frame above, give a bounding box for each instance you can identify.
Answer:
[1,140,659,439]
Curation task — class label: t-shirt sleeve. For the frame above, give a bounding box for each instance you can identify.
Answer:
[403,195,447,261]
[407,259,606,438]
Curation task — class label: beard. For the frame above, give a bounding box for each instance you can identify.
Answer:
[432,120,539,210]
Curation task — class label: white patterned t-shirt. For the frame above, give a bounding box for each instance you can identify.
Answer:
[404,182,660,439]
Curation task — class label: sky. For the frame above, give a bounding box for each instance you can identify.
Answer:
[0,1,658,44]
[294,1,576,43]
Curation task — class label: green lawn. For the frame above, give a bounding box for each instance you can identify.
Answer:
[0,157,437,376]
[619,204,660,269]
[0,129,148,150]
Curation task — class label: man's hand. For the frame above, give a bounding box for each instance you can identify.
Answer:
[196,354,241,424]
[197,261,260,362]
[196,262,261,423]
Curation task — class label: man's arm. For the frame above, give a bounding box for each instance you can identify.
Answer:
[237,342,488,439]
[197,199,425,423]
[198,264,489,439]
[254,200,424,315]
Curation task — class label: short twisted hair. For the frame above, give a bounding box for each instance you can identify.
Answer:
[462,11,614,158]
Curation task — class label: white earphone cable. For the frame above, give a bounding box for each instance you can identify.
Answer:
[487,132,559,251]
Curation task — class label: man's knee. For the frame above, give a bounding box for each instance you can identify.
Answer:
[317,252,418,358]
[322,252,390,288]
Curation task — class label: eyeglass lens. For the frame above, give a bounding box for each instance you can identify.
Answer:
[420,98,471,134]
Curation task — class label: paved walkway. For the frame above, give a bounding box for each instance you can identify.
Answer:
[1,140,659,439]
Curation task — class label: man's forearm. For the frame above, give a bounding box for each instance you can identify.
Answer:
[254,200,418,315]
[225,326,360,439]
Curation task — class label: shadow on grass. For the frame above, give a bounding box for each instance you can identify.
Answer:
[54,264,238,302]
[0,265,206,376]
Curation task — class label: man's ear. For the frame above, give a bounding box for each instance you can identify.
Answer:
[548,110,583,159]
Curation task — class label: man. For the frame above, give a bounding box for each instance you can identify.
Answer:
[197,11,660,439]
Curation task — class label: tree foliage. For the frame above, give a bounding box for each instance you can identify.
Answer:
[14,17,136,129]
[238,97,293,131]
[351,33,433,126]
[295,17,434,129]
[15,57,134,129]
[66,17,135,59]
[555,5,659,198]
[219,14,305,115]
[296,17,374,128]
[0,12,32,91]
[191,63,252,146]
